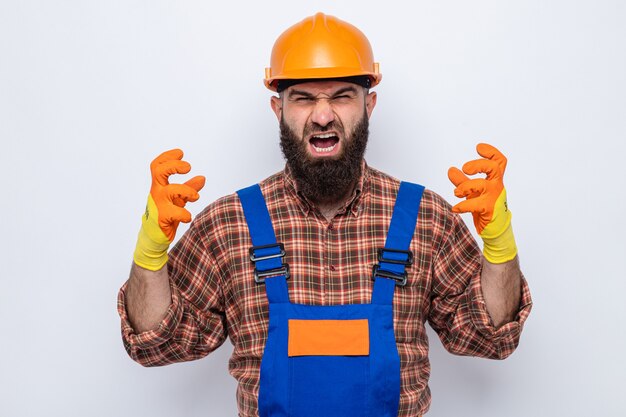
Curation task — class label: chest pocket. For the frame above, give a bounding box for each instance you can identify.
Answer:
[288,319,370,356]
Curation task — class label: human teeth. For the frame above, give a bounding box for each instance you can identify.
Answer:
[313,133,336,139]
[312,143,337,153]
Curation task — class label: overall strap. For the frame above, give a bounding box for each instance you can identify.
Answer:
[372,181,425,305]
[237,184,290,304]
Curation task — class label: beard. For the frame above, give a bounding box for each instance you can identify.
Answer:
[279,112,369,203]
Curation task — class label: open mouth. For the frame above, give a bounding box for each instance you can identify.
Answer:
[309,133,340,154]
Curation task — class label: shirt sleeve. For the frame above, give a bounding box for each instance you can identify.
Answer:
[117,222,228,367]
[427,202,532,360]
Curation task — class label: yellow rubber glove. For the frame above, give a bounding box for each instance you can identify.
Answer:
[447,143,517,264]
[133,149,206,271]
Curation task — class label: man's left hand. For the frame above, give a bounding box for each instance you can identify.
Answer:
[448,143,517,264]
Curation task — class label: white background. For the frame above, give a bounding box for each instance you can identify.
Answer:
[1,1,625,416]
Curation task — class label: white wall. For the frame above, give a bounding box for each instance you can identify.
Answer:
[1,1,625,416]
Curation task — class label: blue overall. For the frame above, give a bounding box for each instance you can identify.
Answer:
[237,182,424,417]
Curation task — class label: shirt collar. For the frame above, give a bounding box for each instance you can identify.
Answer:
[283,160,370,218]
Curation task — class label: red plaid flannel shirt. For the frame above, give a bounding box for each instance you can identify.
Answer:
[118,163,532,416]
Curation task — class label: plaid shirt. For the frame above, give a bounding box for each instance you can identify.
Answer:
[118,163,532,416]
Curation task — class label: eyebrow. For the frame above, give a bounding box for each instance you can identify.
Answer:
[288,86,359,99]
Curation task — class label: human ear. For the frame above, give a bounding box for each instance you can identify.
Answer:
[365,91,377,119]
[270,95,282,121]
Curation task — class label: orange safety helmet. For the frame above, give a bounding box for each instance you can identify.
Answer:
[264,12,382,92]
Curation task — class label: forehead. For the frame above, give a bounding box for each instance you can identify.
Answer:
[285,80,361,96]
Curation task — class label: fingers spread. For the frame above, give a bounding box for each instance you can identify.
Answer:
[161,205,192,224]
[451,197,486,214]
[152,160,192,185]
[454,178,487,198]
[448,167,470,187]
[152,148,184,166]
[155,159,192,176]
[172,196,185,208]
[184,175,206,193]
[164,183,201,204]
[476,143,507,171]
[462,158,502,179]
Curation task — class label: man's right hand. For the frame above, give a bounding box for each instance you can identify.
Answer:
[133,149,206,271]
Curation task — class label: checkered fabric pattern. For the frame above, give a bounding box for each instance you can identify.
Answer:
[118,163,532,416]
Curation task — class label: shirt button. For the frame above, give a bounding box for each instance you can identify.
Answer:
[329,265,336,271]
[328,223,334,230]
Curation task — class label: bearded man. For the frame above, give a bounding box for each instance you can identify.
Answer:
[118,12,532,417]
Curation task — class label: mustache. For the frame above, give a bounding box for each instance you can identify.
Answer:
[302,119,345,138]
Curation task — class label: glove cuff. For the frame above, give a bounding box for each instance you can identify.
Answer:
[133,195,171,271]
[481,220,518,264]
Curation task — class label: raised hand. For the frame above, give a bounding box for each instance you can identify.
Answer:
[448,143,517,263]
[134,149,206,270]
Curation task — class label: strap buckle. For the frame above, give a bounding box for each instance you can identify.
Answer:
[249,243,286,262]
[372,265,408,286]
[377,248,413,265]
[254,264,290,284]
[372,248,413,286]
[249,243,289,284]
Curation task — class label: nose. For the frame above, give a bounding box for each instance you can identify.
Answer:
[310,99,335,127]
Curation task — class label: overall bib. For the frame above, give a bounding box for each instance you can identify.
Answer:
[237,182,424,417]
